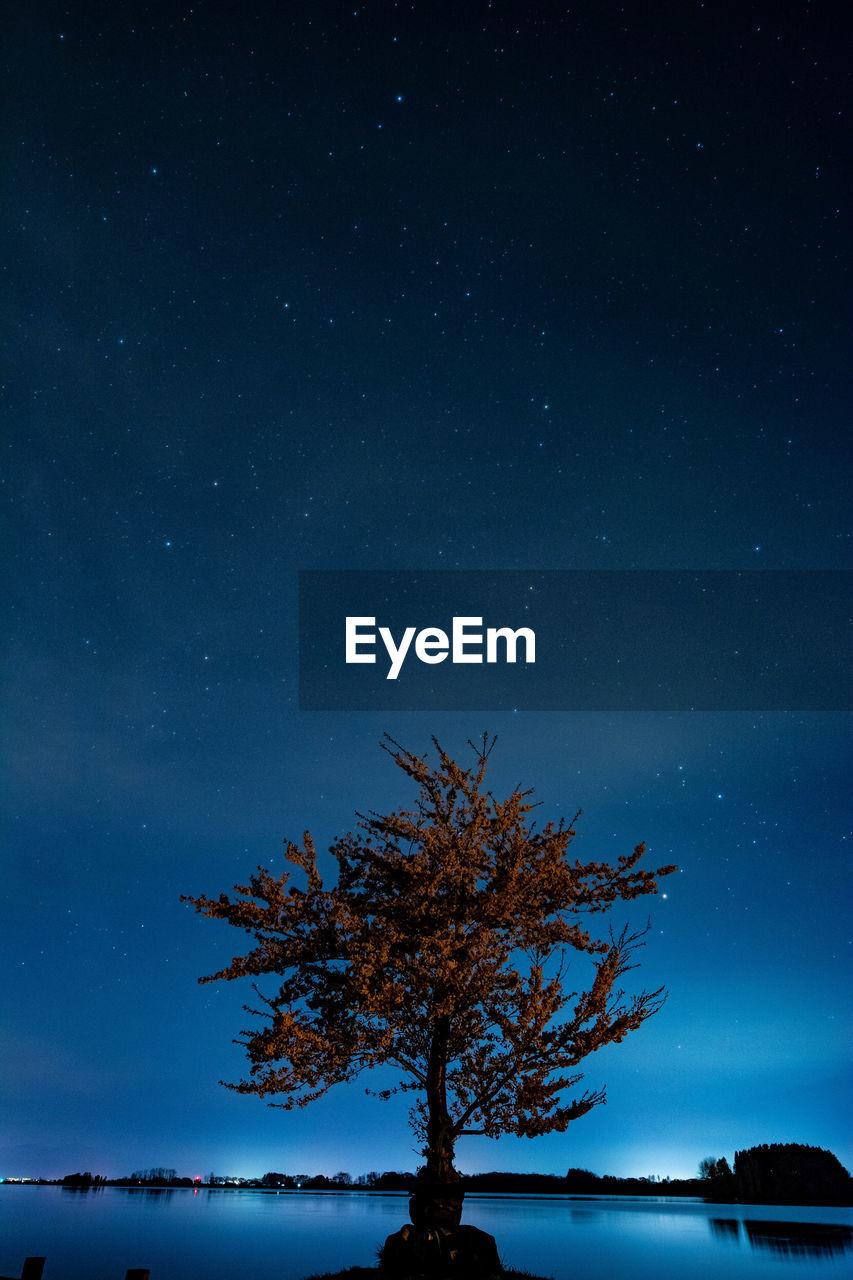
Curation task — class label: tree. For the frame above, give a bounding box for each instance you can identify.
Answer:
[183,735,675,1228]
[734,1144,850,1203]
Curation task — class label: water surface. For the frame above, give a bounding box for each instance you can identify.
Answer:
[1,1188,851,1280]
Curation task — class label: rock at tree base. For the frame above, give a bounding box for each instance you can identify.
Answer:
[380,1222,503,1279]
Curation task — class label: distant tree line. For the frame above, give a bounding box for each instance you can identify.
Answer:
[61,1172,107,1187]
[261,1171,413,1190]
[49,1143,849,1205]
[699,1143,850,1205]
[698,1156,732,1181]
[60,1171,196,1188]
[130,1167,177,1183]
[462,1170,703,1196]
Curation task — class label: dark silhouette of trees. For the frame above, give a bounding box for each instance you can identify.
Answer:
[183,735,674,1229]
[699,1144,851,1204]
[698,1155,735,1200]
[699,1155,731,1179]
[62,1172,105,1187]
[733,1144,850,1203]
[129,1167,177,1184]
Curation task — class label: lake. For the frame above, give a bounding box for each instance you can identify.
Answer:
[1,1188,851,1280]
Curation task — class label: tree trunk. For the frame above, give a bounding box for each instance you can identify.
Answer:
[410,1016,464,1229]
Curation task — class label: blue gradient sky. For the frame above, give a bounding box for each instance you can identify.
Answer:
[2,0,850,1182]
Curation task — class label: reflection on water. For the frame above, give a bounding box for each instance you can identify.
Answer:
[711,1217,853,1260]
[745,1221,853,1260]
[710,1217,742,1241]
[568,1208,603,1224]
[2,1189,852,1280]
[62,1186,175,1205]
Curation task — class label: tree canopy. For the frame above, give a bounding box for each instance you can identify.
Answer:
[183,736,675,1210]
[734,1144,850,1203]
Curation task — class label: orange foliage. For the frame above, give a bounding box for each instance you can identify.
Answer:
[183,736,675,1179]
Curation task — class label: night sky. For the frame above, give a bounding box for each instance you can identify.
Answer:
[2,0,850,1183]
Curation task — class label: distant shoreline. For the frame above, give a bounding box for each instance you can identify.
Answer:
[3,1183,851,1208]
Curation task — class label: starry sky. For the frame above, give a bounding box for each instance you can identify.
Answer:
[2,0,850,1183]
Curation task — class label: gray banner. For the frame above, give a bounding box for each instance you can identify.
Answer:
[298,570,850,711]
